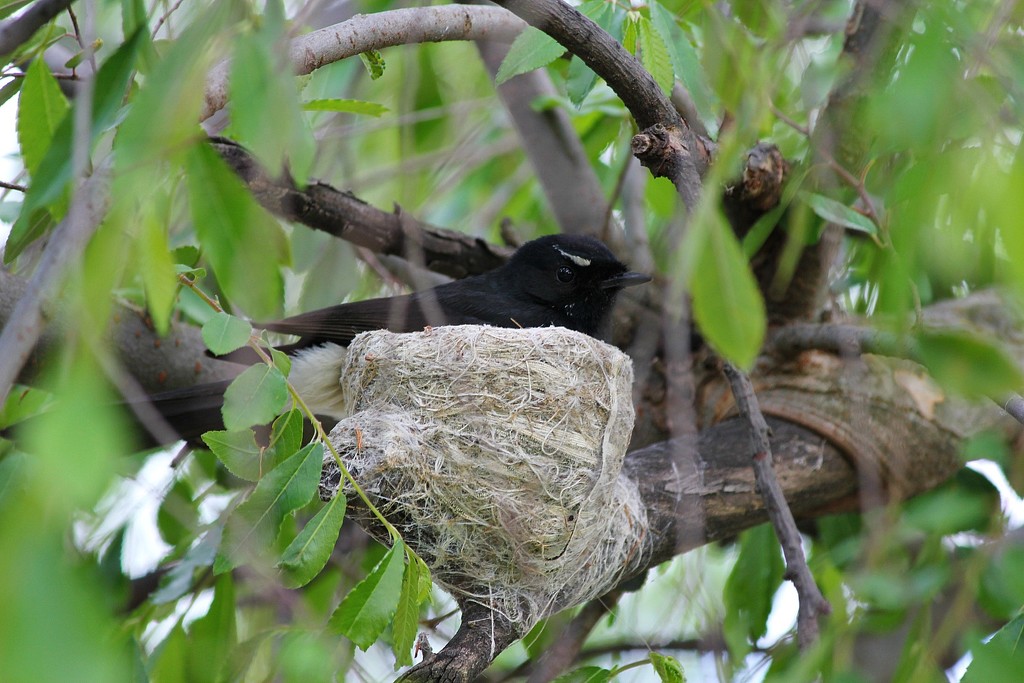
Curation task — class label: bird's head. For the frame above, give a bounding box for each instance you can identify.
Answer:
[503,234,650,334]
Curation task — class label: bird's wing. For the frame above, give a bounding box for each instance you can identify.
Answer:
[260,289,482,348]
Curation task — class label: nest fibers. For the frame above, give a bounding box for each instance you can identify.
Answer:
[318,325,648,634]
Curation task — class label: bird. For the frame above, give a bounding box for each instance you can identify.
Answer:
[110,234,650,446]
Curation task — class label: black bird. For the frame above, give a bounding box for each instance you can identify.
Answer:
[142,234,649,444]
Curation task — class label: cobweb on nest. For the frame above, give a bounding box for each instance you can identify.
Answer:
[318,325,648,635]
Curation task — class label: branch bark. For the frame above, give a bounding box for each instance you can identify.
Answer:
[201,5,527,121]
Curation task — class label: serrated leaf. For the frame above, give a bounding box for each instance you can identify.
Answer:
[392,551,423,668]
[690,211,766,369]
[566,0,613,106]
[184,143,287,319]
[202,312,253,356]
[202,429,262,481]
[723,524,785,648]
[552,666,612,683]
[638,16,674,95]
[495,27,565,85]
[303,98,388,116]
[17,58,69,176]
[802,192,878,236]
[279,494,346,588]
[359,50,386,80]
[649,2,718,134]
[914,330,1024,399]
[265,409,304,470]
[328,541,406,649]
[650,652,686,683]
[622,15,638,54]
[222,363,289,432]
[215,442,324,573]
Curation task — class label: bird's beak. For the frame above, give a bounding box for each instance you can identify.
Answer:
[600,271,652,290]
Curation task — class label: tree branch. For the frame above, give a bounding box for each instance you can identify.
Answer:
[201,5,527,121]
[721,363,830,650]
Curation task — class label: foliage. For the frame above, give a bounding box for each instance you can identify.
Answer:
[0,0,1022,681]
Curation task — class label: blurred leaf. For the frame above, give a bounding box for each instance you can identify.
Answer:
[17,57,69,175]
[566,0,614,106]
[230,22,315,185]
[303,98,388,116]
[184,142,287,320]
[690,209,766,369]
[638,15,674,95]
[202,429,262,482]
[137,204,177,335]
[962,612,1024,683]
[7,29,145,261]
[914,330,1024,399]
[0,0,32,21]
[802,192,878,237]
[359,50,386,80]
[650,651,685,682]
[392,548,424,668]
[186,575,236,683]
[328,540,405,649]
[202,312,253,356]
[981,546,1024,620]
[153,528,220,605]
[552,666,612,683]
[279,495,346,588]
[495,27,564,85]
[151,624,188,683]
[215,442,324,573]
[724,524,785,648]
[156,478,197,546]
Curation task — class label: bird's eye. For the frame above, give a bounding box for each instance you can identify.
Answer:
[557,266,575,283]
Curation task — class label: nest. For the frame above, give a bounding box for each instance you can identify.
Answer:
[319,325,647,634]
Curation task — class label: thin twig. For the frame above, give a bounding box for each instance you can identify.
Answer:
[0,179,27,193]
[721,362,830,650]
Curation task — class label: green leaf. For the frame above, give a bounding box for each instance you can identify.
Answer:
[279,495,346,588]
[17,58,69,176]
[215,442,324,574]
[566,0,613,106]
[359,50,386,80]
[622,14,638,55]
[202,312,253,356]
[552,666,612,683]
[151,624,188,683]
[202,429,262,482]
[650,652,685,683]
[184,143,287,320]
[961,612,1024,683]
[914,330,1024,398]
[0,1,33,21]
[186,575,236,683]
[137,206,177,336]
[690,210,766,369]
[495,27,565,85]
[723,524,785,651]
[222,363,289,432]
[391,550,423,668]
[265,409,304,469]
[328,540,406,649]
[638,16,674,95]
[302,98,388,116]
[230,28,316,185]
[649,2,718,134]
[6,29,145,261]
[153,528,220,604]
[802,192,878,236]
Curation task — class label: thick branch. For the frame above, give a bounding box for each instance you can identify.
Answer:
[209,138,511,278]
[490,0,707,207]
[201,5,527,120]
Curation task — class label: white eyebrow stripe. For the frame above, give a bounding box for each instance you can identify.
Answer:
[554,245,591,267]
